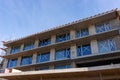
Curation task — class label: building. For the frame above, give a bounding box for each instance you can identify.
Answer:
[0,9,120,80]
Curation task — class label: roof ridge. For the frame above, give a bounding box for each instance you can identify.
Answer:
[5,8,118,45]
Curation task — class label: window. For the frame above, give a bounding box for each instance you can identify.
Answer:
[39,39,51,47]
[76,28,89,38]
[10,46,20,54]
[55,64,72,69]
[55,48,70,60]
[7,59,18,68]
[95,22,111,33]
[77,44,91,56]
[56,33,70,43]
[21,56,32,66]
[98,39,116,53]
[37,52,50,63]
[23,43,34,51]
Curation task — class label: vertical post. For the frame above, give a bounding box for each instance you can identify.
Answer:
[91,40,99,55]
[32,53,37,64]
[20,44,24,52]
[51,35,56,44]
[35,39,39,48]
[70,44,77,59]
[7,47,11,55]
[50,48,55,61]
[89,24,96,35]
[70,29,76,40]
[17,56,22,66]
[3,59,8,69]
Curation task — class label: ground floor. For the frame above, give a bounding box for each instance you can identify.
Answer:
[0,64,120,80]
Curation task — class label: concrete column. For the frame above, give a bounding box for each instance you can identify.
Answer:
[35,39,39,48]
[89,24,96,35]
[7,47,11,55]
[32,53,37,64]
[114,35,120,50]
[17,57,22,66]
[50,48,55,61]
[70,29,76,39]
[51,35,56,44]
[91,40,99,55]
[71,62,76,68]
[70,44,77,58]
[2,59,8,69]
[110,18,120,29]
[20,44,24,52]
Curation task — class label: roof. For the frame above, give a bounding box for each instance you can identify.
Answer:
[3,8,120,46]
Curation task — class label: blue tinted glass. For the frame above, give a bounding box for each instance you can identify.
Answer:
[55,48,70,60]
[98,39,116,53]
[76,28,89,38]
[56,33,70,43]
[81,28,89,37]
[24,43,34,51]
[77,44,91,56]
[77,46,82,56]
[39,39,51,47]
[95,22,111,33]
[7,59,18,68]
[82,44,91,56]
[37,52,50,63]
[55,65,72,69]
[10,46,20,54]
[21,56,32,65]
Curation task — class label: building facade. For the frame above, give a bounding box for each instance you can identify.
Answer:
[0,9,120,80]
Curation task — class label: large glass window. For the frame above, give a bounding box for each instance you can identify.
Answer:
[98,38,116,53]
[55,48,70,60]
[21,56,32,66]
[95,22,111,33]
[7,59,18,68]
[23,43,34,51]
[56,33,70,43]
[76,28,89,38]
[37,52,50,63]
[10,46,20,54]
[77,44,91,56]
[55,64,72,69]
[39,39,51,47]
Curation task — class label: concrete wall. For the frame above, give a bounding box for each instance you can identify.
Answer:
[3,17,120,72]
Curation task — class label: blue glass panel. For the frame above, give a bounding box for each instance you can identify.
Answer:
[21,56,32,65]
[37,52,50,63]
[77,44,91,56]
[23,43,34,51]
[56,33,70,43]
[76,28,89,38]
[82,44,91,56]
[55,64,72,69]
[55,48,70,60]
[77,46,82,56]
[7,59,18,68]
[10,46,20,54]
[39,39,51,47]
[95,22,111,33]
[98,39,116,53]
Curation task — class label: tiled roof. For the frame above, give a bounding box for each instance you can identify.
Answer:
[4,8,118,45]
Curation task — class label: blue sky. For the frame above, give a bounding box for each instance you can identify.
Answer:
[0,0,120,55]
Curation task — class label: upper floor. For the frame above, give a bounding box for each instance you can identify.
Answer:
[1,9,120,71]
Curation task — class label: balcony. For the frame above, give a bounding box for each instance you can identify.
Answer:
[2,28,120,59]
